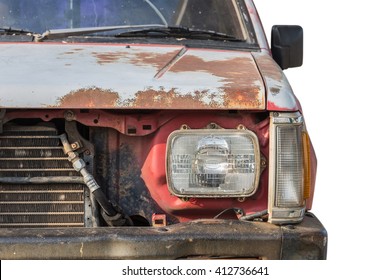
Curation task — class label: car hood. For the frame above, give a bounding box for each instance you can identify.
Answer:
[0,43,269,110]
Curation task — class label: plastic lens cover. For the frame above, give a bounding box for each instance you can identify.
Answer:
[275,125,304,207]
[166,129,260,197]
[268,112,306,224]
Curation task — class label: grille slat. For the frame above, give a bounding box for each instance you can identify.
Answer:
[0,171,80,177]
[0,138,61,147]
[1,190,84,193]
[0,148,65,158]
[0,201,84,204]
[0,202,84,213]
[0,212,84,215]
[0,214,84,223]
[0,124,86,228]
[0,168,76,171]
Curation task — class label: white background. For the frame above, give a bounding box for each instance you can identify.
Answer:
[2,1,390,279]
[254,0,390,276]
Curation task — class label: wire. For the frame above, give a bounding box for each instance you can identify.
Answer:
[213,207,245,219]
[239,210,268,221]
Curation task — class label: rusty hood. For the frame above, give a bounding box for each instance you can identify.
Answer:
[0,43,266,110]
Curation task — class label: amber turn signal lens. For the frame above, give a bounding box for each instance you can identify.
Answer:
[302,131,311,200]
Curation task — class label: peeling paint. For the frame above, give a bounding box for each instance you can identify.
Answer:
[170,55,260,89]
[0,43,266,110]
[252,52,298,111]
[130,49,184,72]
[58,87,120,108]
[92,51,130,65]
[124,88,220,109]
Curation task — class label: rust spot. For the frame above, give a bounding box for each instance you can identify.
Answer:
[124,87,262,109]
[130,49,183,70]
[223,87,263,108]
[171,55,259,87]
[124,88,219,109]
[167,55,264,108]
[92,51,130,65]
[58,87,120,108]
[92,49,182,67]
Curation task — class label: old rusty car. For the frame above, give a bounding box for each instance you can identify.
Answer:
[0,0,327,259]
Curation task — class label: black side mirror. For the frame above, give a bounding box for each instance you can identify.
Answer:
[271,25,303,70]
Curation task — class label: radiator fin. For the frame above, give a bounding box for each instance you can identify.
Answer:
[0,124,86,228]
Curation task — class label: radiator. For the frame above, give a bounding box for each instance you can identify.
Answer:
[0,123,91,228]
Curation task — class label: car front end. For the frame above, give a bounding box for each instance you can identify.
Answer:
[0,0,327,259]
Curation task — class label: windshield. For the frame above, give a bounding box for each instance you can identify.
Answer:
[0,0,253,42]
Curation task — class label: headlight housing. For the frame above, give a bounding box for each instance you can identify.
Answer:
[166,125,261,198]
[268,112,310,224]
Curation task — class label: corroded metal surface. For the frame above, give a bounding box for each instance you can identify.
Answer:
[0,43,266,110]
[252,52,299,111]
[0,215,326,259]
[3,109,176,136]
[58,88,120,107]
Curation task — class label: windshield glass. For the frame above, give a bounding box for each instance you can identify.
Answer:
[0,0,252,41]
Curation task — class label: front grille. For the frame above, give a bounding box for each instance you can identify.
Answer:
[0,124,87,228]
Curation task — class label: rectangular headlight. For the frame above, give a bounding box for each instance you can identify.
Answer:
[166,127,260,197]
[269,112,306,224]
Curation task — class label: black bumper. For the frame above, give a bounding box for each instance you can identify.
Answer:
[0,213,327,260]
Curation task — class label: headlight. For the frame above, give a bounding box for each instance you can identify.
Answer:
[268,112,309,224]
[166,126,260,197]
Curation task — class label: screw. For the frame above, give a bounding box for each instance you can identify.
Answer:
[70,142,81,150]
[65,110,75,121]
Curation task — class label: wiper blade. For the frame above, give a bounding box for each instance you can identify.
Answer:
[115,26,243,41]
[0,26,34,35]
[34,24,167,42]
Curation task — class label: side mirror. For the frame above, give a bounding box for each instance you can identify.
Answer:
[271,25,303,70]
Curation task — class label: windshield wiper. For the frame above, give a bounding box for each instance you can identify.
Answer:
[34,24,167,42]
[33,25,242,42]
[0,27,35,35]
[115,26,243,41]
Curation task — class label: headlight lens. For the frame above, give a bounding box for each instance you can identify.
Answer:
[268,112,307,224]
[166,128,260,197]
